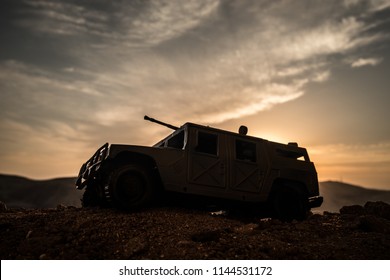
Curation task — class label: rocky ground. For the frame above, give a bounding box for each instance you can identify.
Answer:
[1,201,390,260]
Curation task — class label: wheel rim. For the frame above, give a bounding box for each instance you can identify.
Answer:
[274,188,306,221]
[116,171,146,204]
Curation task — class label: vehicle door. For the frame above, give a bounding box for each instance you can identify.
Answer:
[188,128,226,189]
[230,137,264,193]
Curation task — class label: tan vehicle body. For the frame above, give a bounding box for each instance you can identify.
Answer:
[76,120,322,220]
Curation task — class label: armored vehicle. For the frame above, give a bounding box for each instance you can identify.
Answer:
[76,116,323,221]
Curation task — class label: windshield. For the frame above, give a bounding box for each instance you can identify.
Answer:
[153,128,186,149]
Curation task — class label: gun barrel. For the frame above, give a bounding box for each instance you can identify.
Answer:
[144,115,179,130]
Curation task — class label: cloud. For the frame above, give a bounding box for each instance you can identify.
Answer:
[18,0,109,36]
[3,1,388,127]
[344,0,390,11]
[350,57,383,67]
[18,0,220,48]
[312,71,331,82]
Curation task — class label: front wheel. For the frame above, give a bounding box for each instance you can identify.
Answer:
[272,187,308,222]
[105,164,154,210]
[82,186,99,207]
[82,184,106,207]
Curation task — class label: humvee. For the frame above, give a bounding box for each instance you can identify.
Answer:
[76,116,323,221]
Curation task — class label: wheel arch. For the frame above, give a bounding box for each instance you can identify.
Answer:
[267,178,310,221]
[268,178,309,200]
[109,151,164,191]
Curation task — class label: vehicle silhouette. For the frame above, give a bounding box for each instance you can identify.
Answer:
[76,116,323,221]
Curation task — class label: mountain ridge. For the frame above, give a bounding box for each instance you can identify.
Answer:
[0,174,80,208]
[317,180,390,212]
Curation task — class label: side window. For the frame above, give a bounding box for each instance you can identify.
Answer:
[167,130,185,149]
[195,132,218,155]
[236,139,257,162]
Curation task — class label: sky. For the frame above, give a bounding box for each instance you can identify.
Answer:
[0,0,389,190]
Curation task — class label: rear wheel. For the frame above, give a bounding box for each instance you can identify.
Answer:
[106,164,154,210]
[273,186,308,222]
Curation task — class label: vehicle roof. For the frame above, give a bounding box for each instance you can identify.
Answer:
[182,122,269,144]
[180,122,307,150]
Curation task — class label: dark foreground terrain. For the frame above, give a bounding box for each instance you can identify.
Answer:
[1,201,390,260]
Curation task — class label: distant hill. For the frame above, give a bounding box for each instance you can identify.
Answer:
[1,174,389,211]
[0,174,82,208]
[318,181,390,212]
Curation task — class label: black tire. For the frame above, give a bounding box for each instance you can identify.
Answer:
[81,185,101,207]
[273,186,308,222]
[106,164,154,210]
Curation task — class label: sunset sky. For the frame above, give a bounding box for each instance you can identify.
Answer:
[1,0,389,190]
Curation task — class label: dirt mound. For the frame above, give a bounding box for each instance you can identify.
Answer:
[1,202,389,260]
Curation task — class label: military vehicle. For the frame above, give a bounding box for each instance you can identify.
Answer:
[76,116,323,221]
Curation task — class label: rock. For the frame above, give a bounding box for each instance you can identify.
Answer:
[358,215,390,234]
[39,254,50,260]
[308,214,322,221]
[26,230,33,239]
[364,201,390,220]
[191,230,221,242]
[123,237,147,256]
[341,202,390,220]
[177,240,193,246]
[339,205,365,216]
[323,211,338,216]
[0,201,7,212]
[210,210,228,216]
[233,223,259,235]
[56,204,67,210]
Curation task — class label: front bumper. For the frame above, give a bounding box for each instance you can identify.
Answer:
[308,196,323,208]
[75,143,109,189]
